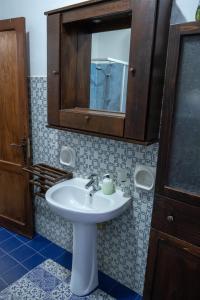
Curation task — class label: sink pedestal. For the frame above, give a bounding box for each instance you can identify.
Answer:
[45,178,131,296]
[70,222,98,296]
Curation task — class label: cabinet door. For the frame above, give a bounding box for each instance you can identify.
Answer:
[156,22,200,206]
[143,229,200,300]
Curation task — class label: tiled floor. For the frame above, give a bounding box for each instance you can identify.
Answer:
[0,259,116,299]
[0,227,142,299]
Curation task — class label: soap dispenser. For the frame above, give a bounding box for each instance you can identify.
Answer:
[102,174,114,195]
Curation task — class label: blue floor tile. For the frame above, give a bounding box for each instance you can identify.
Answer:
[0,249,6,257]
[0,278,6,292]
[26,235,51,251]
[0,237,22,253]
[22,253,46,270]
[40,243,65,260]
[134,295,143,300]
[0,255,18,275]
[15,234,32,243]
[2,264,27,285]
[110,283,139,300]
[10,245,36,262]
[0,230,12,243]
[4,229,16,236]
[55,251,72,270]
[0,229,142,299]
[98,271,118,294]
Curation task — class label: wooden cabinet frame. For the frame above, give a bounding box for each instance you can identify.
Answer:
[144,22,200,300]
[156,22,200,206]
[45,0,173,144]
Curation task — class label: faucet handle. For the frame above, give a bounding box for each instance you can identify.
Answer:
[87,173,98,180]
[102,173,111,180]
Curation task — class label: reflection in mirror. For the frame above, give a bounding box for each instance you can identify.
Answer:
[170,0,198,24]
[90,29,131,113]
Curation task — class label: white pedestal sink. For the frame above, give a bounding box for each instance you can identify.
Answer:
[45,178,131,296]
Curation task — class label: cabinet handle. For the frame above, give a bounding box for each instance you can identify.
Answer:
[85,115,90,121]
[129,67,136,75]
[52,70,59,75]
[167,215,174,223]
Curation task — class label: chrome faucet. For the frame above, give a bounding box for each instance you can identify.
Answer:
[85,174,101,196]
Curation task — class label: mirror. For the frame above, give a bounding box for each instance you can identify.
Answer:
[171,0,198,24]
[90,28,131,113]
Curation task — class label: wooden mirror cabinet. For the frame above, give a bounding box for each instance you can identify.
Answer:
[143,22,200,300]
[45,0,173,144]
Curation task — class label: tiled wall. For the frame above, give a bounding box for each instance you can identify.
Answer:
[30,77,158,296]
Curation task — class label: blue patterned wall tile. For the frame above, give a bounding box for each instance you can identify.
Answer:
[29,77,158,296]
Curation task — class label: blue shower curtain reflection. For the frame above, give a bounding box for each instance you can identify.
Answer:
[90,61,128,113]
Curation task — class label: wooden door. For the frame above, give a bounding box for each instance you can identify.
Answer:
[0,18,33,238]
[144,229,200,300]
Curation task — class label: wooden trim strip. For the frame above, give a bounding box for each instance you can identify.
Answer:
[62,0,131,24]
[59,109,125,137]
[45,0,131,16]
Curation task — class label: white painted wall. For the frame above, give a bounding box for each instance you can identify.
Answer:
[0,0,199,76]
[91,29,131,64]
[175,0,199,22]
[0,0,88,76]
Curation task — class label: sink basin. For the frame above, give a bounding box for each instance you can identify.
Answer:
[45,177,131,296]
[46,178,131,223]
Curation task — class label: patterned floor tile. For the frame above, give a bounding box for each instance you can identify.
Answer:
[0,227,142,299]
[87,289,115,300]
[50,282,72,299]
[0,277,47,300]
[0,260,116,300]
[41,260,71,282]
[26,266,61,292]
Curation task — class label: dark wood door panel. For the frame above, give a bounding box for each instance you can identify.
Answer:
[0,17,33,237]
[0,30,22,164]
[0,166,28,225]
[144,229,200,300]
[0,161,32,237]
[152,196,200,246]
[124,0,157,140]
